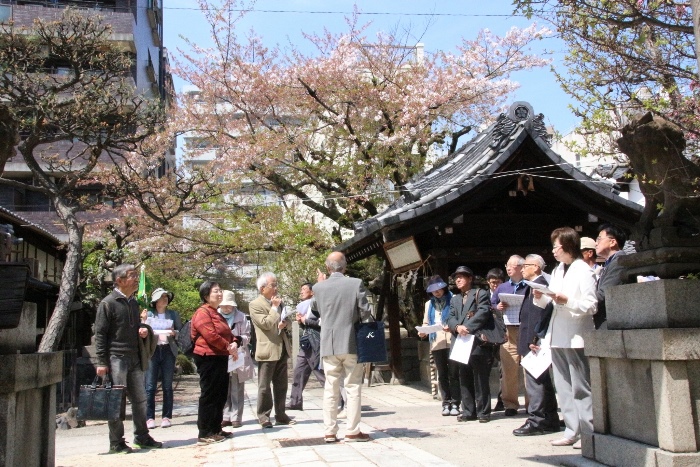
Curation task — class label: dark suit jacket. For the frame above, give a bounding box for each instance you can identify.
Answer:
[595,250,627,330]
[517,275,553,356]
[446,288,492,357]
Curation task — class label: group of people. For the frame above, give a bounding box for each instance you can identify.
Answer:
[420,224,628,450]
[92,251,373,453]
[91,222,627,454]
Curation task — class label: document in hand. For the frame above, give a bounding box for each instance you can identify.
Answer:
[228,350,246,372]
[523,280,555,295]
[415,324,443,334]
[520,346,552,379]
[449,335,474,365]
[498,293,524,308]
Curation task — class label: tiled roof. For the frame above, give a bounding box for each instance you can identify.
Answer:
[339,102,642,253]
[0,206,63,244]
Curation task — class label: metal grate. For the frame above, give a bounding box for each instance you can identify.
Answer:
[276,438,329,448]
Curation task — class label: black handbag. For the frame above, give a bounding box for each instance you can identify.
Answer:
[355,320,388,363]
[475,309,507,348]
[77,374,127,422]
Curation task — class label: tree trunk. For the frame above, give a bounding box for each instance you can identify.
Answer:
[692,0,700,80]
[37,200,84,353]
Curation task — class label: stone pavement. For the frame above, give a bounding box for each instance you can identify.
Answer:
[56,374,604,467]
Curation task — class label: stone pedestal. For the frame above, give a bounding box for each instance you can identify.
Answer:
[584,279,700,466]
[0,352,64,467]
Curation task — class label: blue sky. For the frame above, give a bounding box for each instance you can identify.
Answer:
[163,0,578,134]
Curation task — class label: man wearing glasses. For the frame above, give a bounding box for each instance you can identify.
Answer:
[249,272,294,428]
[491,255,527,417]
[594,224,627,330]
[513,255,560,436]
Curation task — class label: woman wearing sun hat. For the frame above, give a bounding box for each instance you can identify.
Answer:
[419,275,460,416]
[144,288,182,429]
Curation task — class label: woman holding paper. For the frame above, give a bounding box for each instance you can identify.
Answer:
[419,275,459,416]
[532,227,597,449]
[144,288,182,429]
[219,290,254,428]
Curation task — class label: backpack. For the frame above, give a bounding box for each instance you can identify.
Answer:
[177,320,195,356]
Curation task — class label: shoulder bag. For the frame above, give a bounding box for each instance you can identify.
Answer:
[355,318,388,363]
[469,289,507,348]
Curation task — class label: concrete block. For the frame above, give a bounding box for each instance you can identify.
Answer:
[0,302,38,354]
[606,359,657,446]
[589,358,609,434]
[37,352,64,387]
[0,354,40,393]
[593,433,657,467]
[651,361,697,452]
[624,329,700,361]
[656,450,700,467]
[687,361,700,449]
[581,431,595,460]
[584,330,625,359]
[608,280,700,330]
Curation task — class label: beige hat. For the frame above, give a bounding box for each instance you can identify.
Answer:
[580,237,596,250]
[220,290,237,307]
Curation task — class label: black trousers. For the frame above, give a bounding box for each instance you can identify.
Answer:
[525,365,560,429]
[458,354,492,418]
[193,354,229,438]
[289,344,325,408]
[432,348,460,406]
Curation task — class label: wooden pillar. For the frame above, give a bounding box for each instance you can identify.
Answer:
[386,272,404,382]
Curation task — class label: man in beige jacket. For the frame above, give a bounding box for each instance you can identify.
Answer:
[249,272,294,428]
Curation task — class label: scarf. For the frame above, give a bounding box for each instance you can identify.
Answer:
[427,292,452,343]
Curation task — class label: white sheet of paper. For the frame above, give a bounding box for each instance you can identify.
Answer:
[523,280,555,295]
[227,350,245,372]
[152,329,172,335]
[449,335,474,365]
[416,324,443,334]
[296,298,313,317]
[520,347,552,378]
[499,293,524,308]
[146,317,173,330]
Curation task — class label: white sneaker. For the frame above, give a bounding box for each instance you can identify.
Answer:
[146,419,156,429]
[337,410,347,419]
[161,418,171,428]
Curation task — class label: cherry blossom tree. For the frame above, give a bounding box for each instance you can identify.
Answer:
[172,0,551,249]
[0,11,215,352]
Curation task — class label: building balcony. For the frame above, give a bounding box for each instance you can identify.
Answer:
[1,2,136,52]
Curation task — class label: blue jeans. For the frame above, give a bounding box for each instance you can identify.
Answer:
[145,345,176,419]
[108,354,149,445]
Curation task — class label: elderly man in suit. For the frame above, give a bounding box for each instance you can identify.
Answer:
[312,251,372,443]
[513,254,560,436]
[249,272,294,428]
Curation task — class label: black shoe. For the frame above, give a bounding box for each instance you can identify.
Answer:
[261,421,273,429]
[542,423,561,433]
[478,415,491,423]
[108,441,133,454]
[133,435,163,449]
[285,404,303,410]
[504,408,518,416]
[218,430,233,438]
[513,422,546,436]
[457,415,477,422]
[493,401,505,412]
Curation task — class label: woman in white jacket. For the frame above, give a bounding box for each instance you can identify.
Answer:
[533,227,597,449]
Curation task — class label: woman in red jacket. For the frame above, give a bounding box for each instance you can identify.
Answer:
[191,281,241,445]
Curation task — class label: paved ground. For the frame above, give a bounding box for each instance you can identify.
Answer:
[56,373,604,467]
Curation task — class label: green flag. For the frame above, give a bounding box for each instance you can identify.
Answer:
[137,264,151,309]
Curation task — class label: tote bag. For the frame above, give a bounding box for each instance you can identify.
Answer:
[77,374,126,422]
[355,320,388,363]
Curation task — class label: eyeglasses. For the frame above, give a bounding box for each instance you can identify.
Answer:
[596,236,613,242]
[265,283,278,289]
[552,244,562,252]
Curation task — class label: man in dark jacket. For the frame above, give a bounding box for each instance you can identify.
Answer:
[94,263,162,454]
[512,254,560,436]
[595,224,627,330]
[446,266,493,423]
[287,282,324,410]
